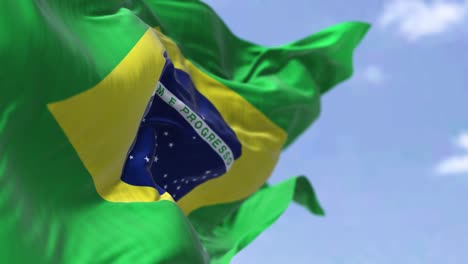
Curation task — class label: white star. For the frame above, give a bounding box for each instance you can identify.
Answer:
[154,156,159,162]
[144,156,150,162]
[129,155,134,160]
[164,185,167,189]
[193,136,196,140]
[142,118,146,122]
[163,174,168,178]
[192,178,197,182]
[168,143,174,148]
[213,173,218,177]
[173,194,177,198]
[173,179,178,183]
[202,175,207,179]
[164,131,169,136]
[201,116,206,120]
[176,186,181,190]
[205,170,211,174]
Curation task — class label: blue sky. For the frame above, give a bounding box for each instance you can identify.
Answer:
[202,0,468,263]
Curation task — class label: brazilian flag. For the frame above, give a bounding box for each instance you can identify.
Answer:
[0,0,369,263]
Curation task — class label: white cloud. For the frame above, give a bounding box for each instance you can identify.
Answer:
[455,132,468,150]
[435,132,468,175]
[379,0,468,41]
[362,65,386,85]
[436,155,468,174]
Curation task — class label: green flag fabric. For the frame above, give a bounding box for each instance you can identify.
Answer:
[0,0,369,263]
[189,176,324,264]
[150,0,368,147]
